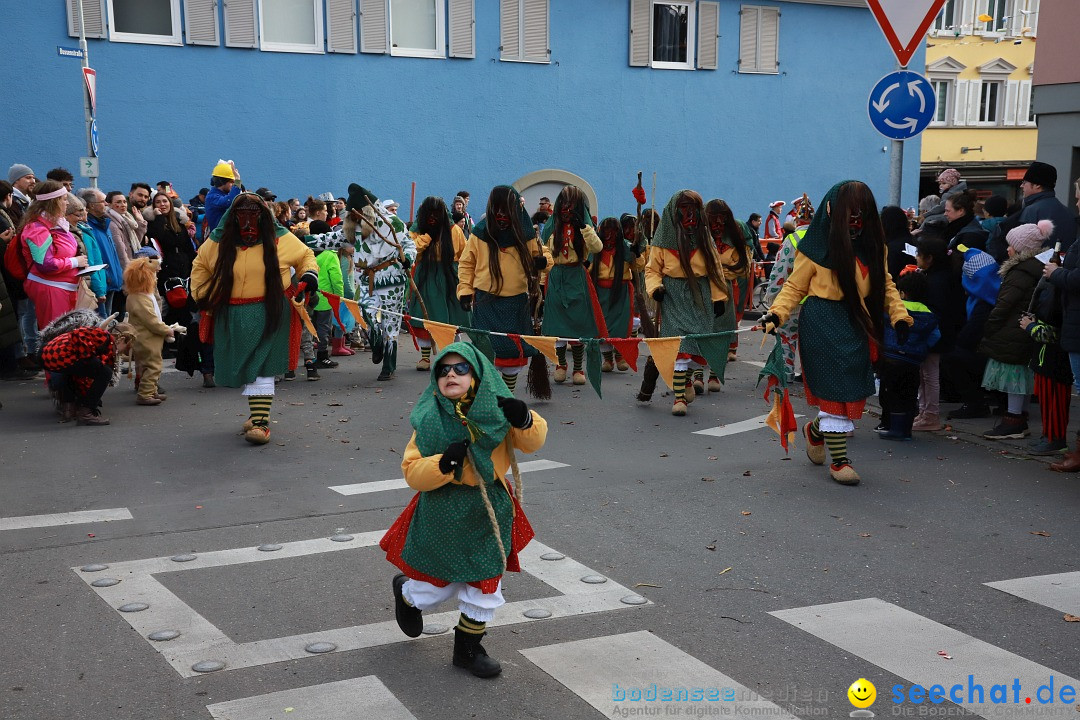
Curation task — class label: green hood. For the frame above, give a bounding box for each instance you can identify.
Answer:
[470,186,535,247]
[787,180,857,269]
[650,190,707,250]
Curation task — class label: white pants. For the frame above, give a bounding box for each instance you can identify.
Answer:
[402,578,504,623]
[817,410,854,434]
[241,376,275,396]
[674,357,703,372]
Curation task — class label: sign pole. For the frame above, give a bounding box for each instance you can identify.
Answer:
[889,138,904,207]
[76,0,97,189]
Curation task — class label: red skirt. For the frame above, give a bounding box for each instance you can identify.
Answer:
[804,382,866,420]
[378,484,535,595]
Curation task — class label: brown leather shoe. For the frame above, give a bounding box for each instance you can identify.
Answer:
[75,407,110,425]
[136,395,163,406]
[1050,438,1080,472]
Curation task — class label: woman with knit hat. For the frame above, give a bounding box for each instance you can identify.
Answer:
[643,190,729,416]
[977,220,1054,441]
[761,181,912,485]
[380,342,545,678]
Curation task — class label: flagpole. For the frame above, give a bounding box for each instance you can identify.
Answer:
[76,0,97,189]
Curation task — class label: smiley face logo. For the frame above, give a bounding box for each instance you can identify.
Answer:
[847,678,876,709]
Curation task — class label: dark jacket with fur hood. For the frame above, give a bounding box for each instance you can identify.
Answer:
[977,252,1043,365]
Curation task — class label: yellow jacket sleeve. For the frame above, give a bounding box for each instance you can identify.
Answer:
[401,432,456,492]
[581,225,603,256]
[457,234,479,298]
[644,246,667,297]
[883,249,913,326]
[451,225,467,262]
[189,240,218,302]
[411,231,432,256]
[767,252,814,325]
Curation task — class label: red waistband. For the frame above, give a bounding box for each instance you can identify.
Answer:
[229,296,265,305]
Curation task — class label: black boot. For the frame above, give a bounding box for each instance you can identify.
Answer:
[392,574,423,637]
[452,628,502,678]
[377,340,397,381]
[880,412,913,441]
[370,329,384,365]
[314,350,339,369]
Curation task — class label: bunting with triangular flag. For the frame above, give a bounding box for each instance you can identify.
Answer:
[607,338,640,371]
[644,337,682,392]
[691,334,731,385]
[466,330,495,361]
[425,321,460,352]
[582,338,603,398]
[756,336,798,452]
[341,297,368,330]
[521,335,560,365]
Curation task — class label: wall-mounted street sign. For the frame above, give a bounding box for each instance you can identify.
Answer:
[80,157,99,179]
[57,46,84,59]
[868,70,937,140]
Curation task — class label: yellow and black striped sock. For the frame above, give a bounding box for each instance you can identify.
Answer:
[709,372,719,383]
[602,350,614,364]
[823,432,848,465]
[501,371,519,392]
[693,369,704,384]
[808,418,824,442]
[556,344,567,366]
[571,344,584,371]
[248,396,272,427]
[420,346,431,362]
[673,370,688,401]
[456,613,486,635]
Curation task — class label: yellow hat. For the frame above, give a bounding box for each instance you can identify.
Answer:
[211,161,235,180]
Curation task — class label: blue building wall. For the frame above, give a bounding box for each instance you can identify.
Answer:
[0,1,923,220]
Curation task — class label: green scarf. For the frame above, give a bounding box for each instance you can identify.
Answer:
[470,185,535,249]
[539,194,596,243]
[208,192,290,244]
[410,342,512,486]
[650,190,706,251]
[786,180,858,269]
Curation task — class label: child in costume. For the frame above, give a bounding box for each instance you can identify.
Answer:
[762,180,912,485]
[762,197,814,384]
[540,185,604,385]
[123,255,175,406]
[644,190,729,416]
[407,196,470,371]
[691,199,745,393]
[457,185,550,393]
[977,221,1053,440]
[877,269,940,440]
[380,342,546,678]
[191,193,318,445]
[594,216,644,371]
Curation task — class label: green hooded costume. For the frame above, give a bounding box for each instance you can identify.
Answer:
[539,193,606,339]
[379,342,538,587]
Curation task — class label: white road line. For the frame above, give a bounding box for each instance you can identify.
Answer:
[521,631,800,718]
[328,459,570,496]
[693,412,803,438]
[741,360,766,368]
[0,507,132,531]
[985,571,1080,615]
[75,534,649,677]
[770,598,1080,716]
[207,676,416,720]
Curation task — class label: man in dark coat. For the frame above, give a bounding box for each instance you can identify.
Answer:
[1018,161,1076,251]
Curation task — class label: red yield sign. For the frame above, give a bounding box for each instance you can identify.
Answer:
[865,0,948,68]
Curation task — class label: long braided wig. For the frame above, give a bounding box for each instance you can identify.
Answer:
[199,194,286,338]
[674,190,727,308]
[705,199,750,275]
[592,217,627,309]
[413,196,457,293]
[551,185,587,262]
[482,185,537,297]
[829,181,887,348]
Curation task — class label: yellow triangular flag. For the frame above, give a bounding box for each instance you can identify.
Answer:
[425,320,460,351]
[522,335,560,364]
[342,297,368,330]
[290,299,318,337]
[644,337,681,392]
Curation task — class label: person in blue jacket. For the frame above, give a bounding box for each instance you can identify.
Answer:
[203,160,241,238]
[77,188,123,317]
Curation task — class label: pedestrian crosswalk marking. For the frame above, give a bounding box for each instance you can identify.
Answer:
[207,676,416,720]
[328,459,569,496]
[770,597,1080,717]
[74,533,649,677]
[985,571,1080,615]
[693,412,803,438]
[521,631,800,718]
[0,507,132,531]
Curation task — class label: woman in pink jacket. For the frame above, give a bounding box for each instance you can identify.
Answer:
[19,180,88,327]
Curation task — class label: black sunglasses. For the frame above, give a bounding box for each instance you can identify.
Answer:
[436,361,472,378]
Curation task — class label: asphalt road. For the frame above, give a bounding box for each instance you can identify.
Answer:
[1,327,1077,720]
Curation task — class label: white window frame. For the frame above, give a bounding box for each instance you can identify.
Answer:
[258,0,325,54]
[930,79,953,126]
[650,1,696,71]
[977,80,1003,125]
[931,0,957,33]
[389,0,445,59]
[106,0,182,46]
[500,0,550,64]
[739,5,779,75]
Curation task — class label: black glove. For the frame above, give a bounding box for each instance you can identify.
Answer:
[497,396,531,428]
[438,440,470,474]
[459,295,473,312]
[401,254,412,270]
[296,271,319,302]
[533,255,548,271]
[713,300,726,317]
[894,320,911,347]
[652,287,666,303]
[760,312,780,334]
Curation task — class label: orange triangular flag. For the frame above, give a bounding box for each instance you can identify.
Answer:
[644,337,681,392]
[290,299,318,337]
[522,335,560,365]
[342,298,368,330]
[424,320,460,351]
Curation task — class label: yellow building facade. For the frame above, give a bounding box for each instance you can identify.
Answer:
[920,0,1039,204]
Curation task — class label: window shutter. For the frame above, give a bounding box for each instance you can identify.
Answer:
[759,7,779,73]
[360,0,388,53]
[973,0,989,30]
[1027,0,1038,34]
[185,0,220,46]
[1019,79,1033,125]
[223,0,256,48]
[967,79,981,124]
[1003,80,1018,125]
[953,79,969,125]
[67,0,106,39]
[697,1,719,70]
[500,0,519,60]
[739,6,760,72]
[448,0,475,58]
[1008,0,1023,36]
[629,0,650,67]
[522,0,549,62]
[327,0,358,53]
[957,0,975,31]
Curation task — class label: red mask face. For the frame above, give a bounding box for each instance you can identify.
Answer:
[678,201,698,231]
[602,227,618,245]
[622,223,635,241]
[559,203,573,223]
[235,207,261,244]
[494,210,510,229]
[708,215,725,241]
[427,213,440,229]
[848,210,864,236]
